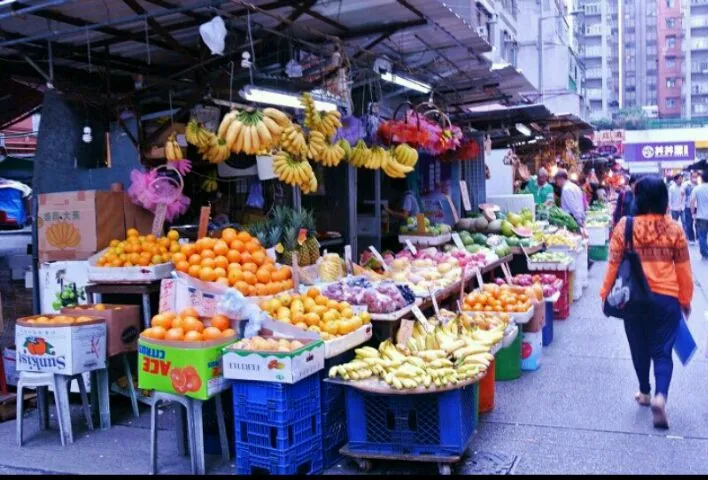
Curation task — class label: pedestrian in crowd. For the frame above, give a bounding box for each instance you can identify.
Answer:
[682,172,697,245]
[668,174,684,222]
[600,176,694,429]
[612,175,638,228]
[690,169,708,260]
[523,167,554,206]
[555,169,585,226]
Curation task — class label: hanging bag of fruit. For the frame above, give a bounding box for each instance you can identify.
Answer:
[377,101,431,147]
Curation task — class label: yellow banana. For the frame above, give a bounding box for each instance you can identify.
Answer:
[217,110,238,139]
[225,119,243,150]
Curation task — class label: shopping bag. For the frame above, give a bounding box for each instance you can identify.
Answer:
[673,313,697,366]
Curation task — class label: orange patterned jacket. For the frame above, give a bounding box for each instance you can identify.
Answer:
[600,214,694,308]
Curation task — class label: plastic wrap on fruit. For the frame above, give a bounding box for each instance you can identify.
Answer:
[218,288,268,338]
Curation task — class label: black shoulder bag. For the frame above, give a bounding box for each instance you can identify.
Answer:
[603,217,653,319]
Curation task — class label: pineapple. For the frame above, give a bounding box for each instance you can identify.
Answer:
[280,226,298,265]
[289,211,310,266]
[246,221,268,246]
[301,209,320,264]
[266,225,282,250]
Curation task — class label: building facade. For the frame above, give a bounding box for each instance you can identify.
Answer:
[685,0,708,119]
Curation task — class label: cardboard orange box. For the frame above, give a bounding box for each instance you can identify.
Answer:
[38,190,154,262]
[61,304,140,357]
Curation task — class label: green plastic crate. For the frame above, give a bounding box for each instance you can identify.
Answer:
[589,244,609,261]
[494,332,521,381]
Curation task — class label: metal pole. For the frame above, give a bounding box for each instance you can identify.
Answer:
[538,1,544,103]
[347,164,357,257]
[47,40,54,87]
[374,169,381,251]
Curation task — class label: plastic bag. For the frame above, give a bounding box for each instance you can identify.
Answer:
[199,17,227,55]
[218,289,269,338]
[246,180,264,209]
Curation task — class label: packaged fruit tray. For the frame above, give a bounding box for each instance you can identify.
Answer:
[527,259,574,271]
[398,233,451,247]
[88,247,174,283]
[369,298,423,322]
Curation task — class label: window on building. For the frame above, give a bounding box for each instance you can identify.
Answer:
[666,98,675,108]
[666,57,676,69]
[667,78,676,87]
[666,17,676,28]
[665,36,676,49]
[665,0,674,7]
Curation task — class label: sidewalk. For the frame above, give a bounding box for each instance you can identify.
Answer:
[0,253,706,475]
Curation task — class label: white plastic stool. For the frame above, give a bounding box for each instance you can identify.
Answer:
[16,371,93,447]
[149,391,230,475]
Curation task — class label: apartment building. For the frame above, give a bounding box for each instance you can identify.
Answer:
[685,0,708,119]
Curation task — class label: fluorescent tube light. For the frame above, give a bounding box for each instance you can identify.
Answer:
[515,123,532,136]
[239,85,339,111]
[380,72,431,93]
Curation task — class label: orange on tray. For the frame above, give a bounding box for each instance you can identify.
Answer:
[141,309,237,342]
[174,228,293,297]
[462,283,533,313]
[97,229,182,267]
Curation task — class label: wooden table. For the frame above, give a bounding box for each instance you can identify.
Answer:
[84,281,162,330]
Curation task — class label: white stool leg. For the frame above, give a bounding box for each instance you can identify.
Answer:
[16,380,24,447]
[76,375,94,431]
[53,375,71,446]
[185,400,198,475]
[38,386,49,430]
[96,369,111,430]
[191,399,206,475]
[122,355,140,418]
[149,398,158,475]
[176,404,187,456]
[215,394,230,462]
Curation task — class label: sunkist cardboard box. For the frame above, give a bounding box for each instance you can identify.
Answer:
[37,190,154,262]
[15,316,107,375]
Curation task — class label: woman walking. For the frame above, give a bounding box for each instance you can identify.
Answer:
[600,176,694,429]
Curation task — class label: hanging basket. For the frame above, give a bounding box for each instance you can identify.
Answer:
[412,103,463,156]
[377,101,431,147]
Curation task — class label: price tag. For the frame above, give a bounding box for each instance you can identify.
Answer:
[459,264,468,302]
[502,263,513,284]
[456,299,463,313]
[197,206,211,239]
[410,305,433,333]
[344,244,353,274]
[405,240,418,256]
[159,278,176,313]
[452,232,465,250]
[445,194,460,223]
[368,245,390,271]
[459,180,472,211]
[474,267,484,288]
[416,213,426,235]
[351,304,368,315]
[291,252,300,288]
[396,319,416,345]
[151,203,167,237]
[428,287,441,320]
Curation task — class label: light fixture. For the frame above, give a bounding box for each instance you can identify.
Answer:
[379,72,431,94]
[82,126,92,144]
[515,123,532,136]
[239,85,339,111]
[0,0,18,6]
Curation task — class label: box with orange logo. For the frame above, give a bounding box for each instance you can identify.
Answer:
[15,315,107,375]
[222,335,324,384]
[137,337,235,400]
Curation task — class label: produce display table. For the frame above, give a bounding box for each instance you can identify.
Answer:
[508,245,543,275]
[85,281,161,329]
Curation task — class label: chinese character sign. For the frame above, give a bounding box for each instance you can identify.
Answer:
[624,142,695,162]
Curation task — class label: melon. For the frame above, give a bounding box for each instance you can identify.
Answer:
[512,227,533,238]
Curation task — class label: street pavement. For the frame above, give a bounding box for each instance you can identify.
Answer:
[0,251,706,475]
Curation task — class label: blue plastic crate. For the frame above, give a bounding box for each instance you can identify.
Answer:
[344,383,478,458]
[542,300,554,346]
[232,373,320,426]
[236,437,324,475]
[235,409,321,450]
[320,351,354,468]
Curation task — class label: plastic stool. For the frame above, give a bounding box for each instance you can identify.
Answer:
[16,372,94,447]
[150,391,229,475]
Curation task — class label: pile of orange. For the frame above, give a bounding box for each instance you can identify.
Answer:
[23,314,96,325]
[97,229,181,267]
[141,308,236,342]
[462,284,533,313]
[173,228,293,297]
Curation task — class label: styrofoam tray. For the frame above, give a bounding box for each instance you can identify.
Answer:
[369,299,423,322]
[87,248,174,283]
[398,233,452,247]
[323,324,372,358]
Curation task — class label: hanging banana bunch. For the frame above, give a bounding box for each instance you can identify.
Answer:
[381,147,414,178]
[300,92,342,140]
[392,143,419,168]
[164,133,183,162]
[348,140,370,168]
[272,150,318,194]
[201,171,218,193]
[280,124,308,158]
[200,136,230,164]
[185,118,215,149]
[217,107,292,156]
[337,139,352,161]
